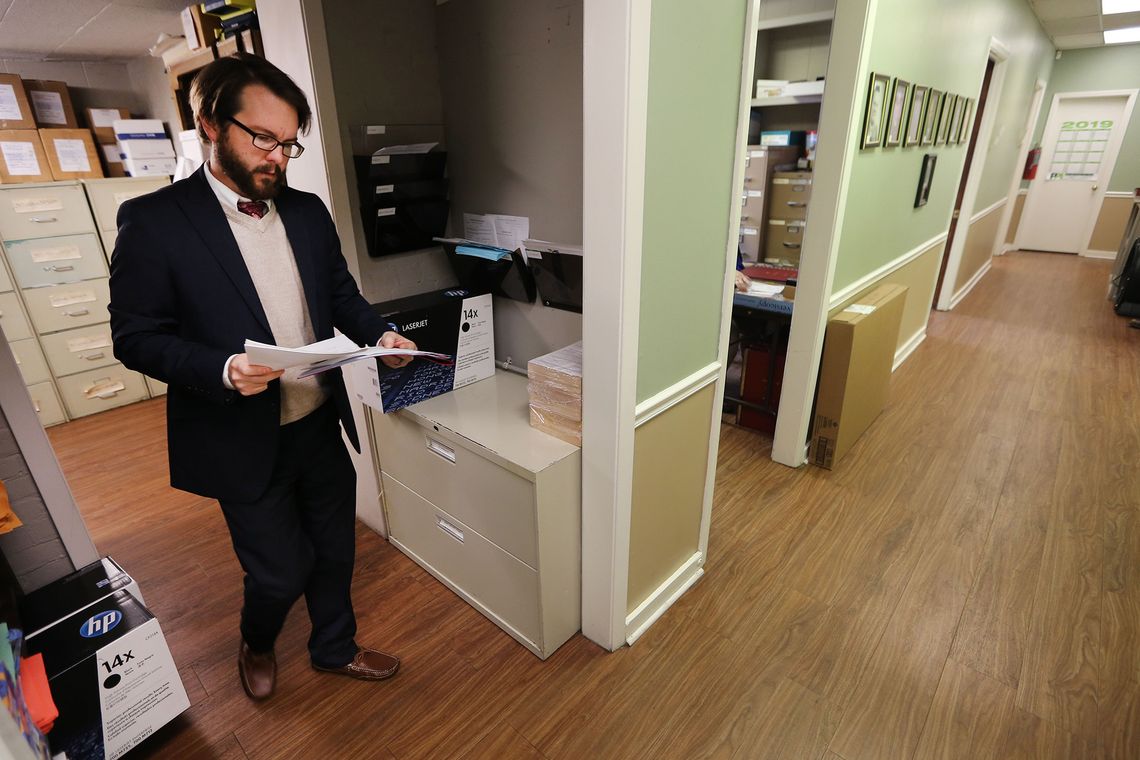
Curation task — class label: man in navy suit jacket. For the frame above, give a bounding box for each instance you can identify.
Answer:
[109,53,411,700]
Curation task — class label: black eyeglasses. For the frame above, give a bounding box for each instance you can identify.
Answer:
[228,117,305,158]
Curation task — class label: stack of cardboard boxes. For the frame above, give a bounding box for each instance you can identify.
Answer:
[0,76,174,184]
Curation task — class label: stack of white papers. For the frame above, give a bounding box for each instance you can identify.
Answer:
[746,281,785,297]
[244,335,450,378]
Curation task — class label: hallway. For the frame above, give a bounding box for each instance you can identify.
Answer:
[48,251,1138,759]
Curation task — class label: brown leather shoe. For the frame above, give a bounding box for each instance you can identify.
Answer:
[312,647,400,681]
[238,640,276,700]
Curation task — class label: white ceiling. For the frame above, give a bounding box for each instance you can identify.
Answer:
[1029,0,1140,49]
[3,0,1139,61]
[0,0,185,61]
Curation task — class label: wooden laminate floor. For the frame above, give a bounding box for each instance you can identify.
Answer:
[48,251,1139,759]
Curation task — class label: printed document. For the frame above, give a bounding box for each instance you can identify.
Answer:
[244,335,449,374]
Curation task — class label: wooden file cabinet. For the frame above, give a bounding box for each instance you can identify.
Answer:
[371,370,581,659]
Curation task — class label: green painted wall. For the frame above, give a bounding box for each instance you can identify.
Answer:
[832,0,1053,294]
[636,0,748,403]
[1031,44,1140,193]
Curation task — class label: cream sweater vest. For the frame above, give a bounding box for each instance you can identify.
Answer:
[221,203,328,424]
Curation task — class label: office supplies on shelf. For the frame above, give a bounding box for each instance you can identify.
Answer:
[523,239,583,313]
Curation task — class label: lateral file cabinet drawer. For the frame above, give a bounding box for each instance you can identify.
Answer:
[0,260,11,293]
[99,228,117,263]
[56,364,147,419]
[23,279,110,334]
[769,174,812,220]
[10,338,50,385]
[0,185,94,240]
[40,324,115,376]
[27,381,65,426]
[0,291,33,341]
[739,191,766,227]
[765,219,805,265]
[6,233,107,288]
[739,223,761,262]
[84,177,170,231]
[374,410,538,569]
[145,376,167,397]
[383,473,541,646]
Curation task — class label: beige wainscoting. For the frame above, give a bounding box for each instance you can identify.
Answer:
[1088,195,1133,253]
[830,240,944,362]
[1006,191,1025,244]
[626,383,716,614]
[953,202,1004,295]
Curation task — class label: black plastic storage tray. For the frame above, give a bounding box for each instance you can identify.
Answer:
[363,199,450,257]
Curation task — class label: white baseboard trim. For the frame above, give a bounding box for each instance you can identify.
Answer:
[830,233,948,308]
[634,361,721,427]
[893,328,927,371]
[949,260,992,309]
[970,197,1007,224]
[626,551,704,645]
[1000,243,1016,255]
[1082,249,1117,260]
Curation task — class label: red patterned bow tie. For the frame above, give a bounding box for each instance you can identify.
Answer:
[237,200,268,219]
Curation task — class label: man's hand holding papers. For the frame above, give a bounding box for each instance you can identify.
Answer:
[243,334,449,380]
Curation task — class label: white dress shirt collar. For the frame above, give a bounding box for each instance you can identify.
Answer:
[204,159,275,215]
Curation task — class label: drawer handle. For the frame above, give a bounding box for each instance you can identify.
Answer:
[30,217,58,224]
[33,399,41,413]
[425,436,456,464]
[786,201,807,207]
[782,242,802,249]
[64,308,90,317]
[84,352,106,361]
[436,515,465,543]
[44,265,75,272]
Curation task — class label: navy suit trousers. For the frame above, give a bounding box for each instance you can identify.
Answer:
[217,401,359,668]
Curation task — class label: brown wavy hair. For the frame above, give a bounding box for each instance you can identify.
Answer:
[189,52,311,142]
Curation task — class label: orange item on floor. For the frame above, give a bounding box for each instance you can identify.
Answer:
[18,653,57,733]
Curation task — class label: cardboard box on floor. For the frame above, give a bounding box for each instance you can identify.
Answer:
[810,283,907,469]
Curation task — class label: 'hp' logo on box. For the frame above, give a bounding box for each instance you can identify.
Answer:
[80,610,122,638]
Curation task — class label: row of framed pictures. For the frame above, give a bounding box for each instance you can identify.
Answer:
[861,71,974,150]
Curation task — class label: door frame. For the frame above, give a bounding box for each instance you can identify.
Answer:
[1014,88,1138,257]
[934,36,1010,312]
[993,78,1047,257]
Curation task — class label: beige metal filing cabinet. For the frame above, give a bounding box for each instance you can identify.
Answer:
[738,145,801,262]
[371,371,581,659]
[0,181,152,422]
[0,244,65,427]
[82,177,170,398]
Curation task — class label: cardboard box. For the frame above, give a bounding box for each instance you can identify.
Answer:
[0,129,52,183]
[123,157,177,177]
[24,80,79,128]
[345,287,495,413]
[85,107,131,144]
[0,74,36,129]
[40,128,104,180]
[25,590,189,760]
[810,283,907,469]
[528,341,582,446]
[98,143,127,177]
[180,5,223,49]
[760,130,807,147]
[21,557,144,637]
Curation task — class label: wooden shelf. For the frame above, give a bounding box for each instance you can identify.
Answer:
[755,10,834,31]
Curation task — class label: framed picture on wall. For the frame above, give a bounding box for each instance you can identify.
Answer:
[884,78,910,147]
[950,94,967,144]
[922,89,942,145]
[861,72,891,149]
[937,94,957,145]
[957,98,975,144]
[904,85,929,147]
[915,153,937,207]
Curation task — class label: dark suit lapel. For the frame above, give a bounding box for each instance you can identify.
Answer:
[276,191,326,338]
[176,166,273,337]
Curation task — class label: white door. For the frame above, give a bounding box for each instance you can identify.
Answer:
[1017,91,1136,254]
